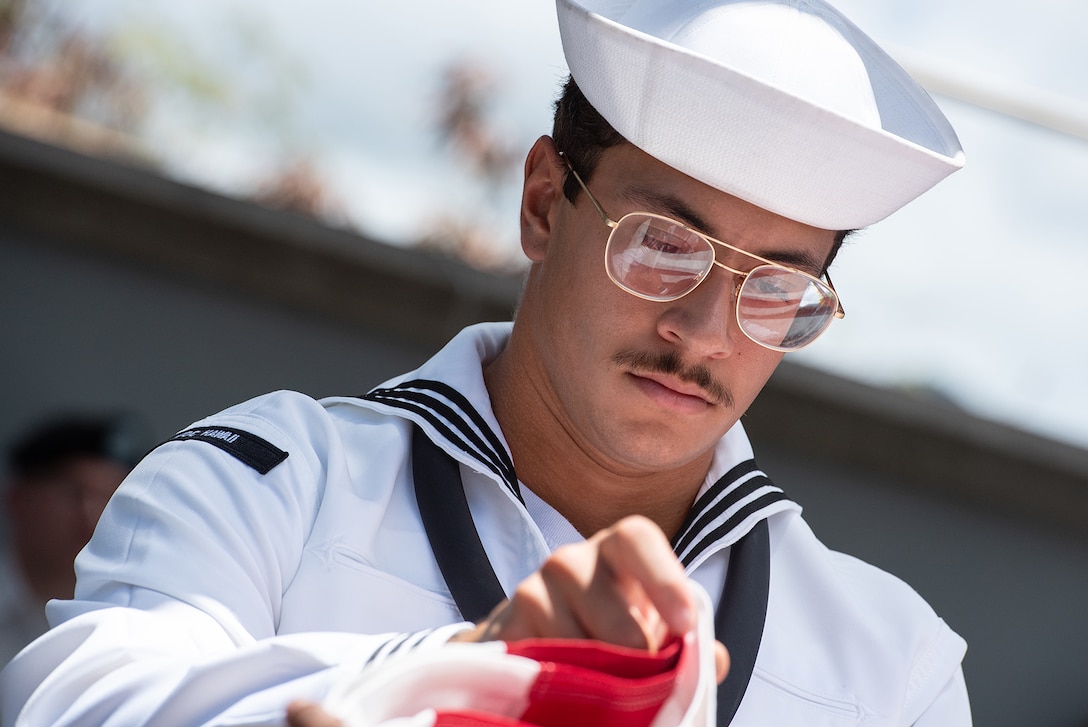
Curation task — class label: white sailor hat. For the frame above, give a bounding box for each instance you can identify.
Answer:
[555,0,965,230]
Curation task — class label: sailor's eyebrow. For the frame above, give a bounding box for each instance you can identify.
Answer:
[620,183,713,233]
[758,249,826,276]
[619,184,826,275]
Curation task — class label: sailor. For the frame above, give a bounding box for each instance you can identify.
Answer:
[0,0,969,725]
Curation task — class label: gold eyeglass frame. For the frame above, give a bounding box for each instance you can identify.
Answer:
[560,153,845,352]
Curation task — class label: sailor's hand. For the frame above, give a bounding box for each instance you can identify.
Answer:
[450,515,729,681]
[286,700,342,727]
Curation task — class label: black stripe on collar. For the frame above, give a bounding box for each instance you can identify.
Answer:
[362,379,521,501]
[676,490,787,568]
[671,459,788,568]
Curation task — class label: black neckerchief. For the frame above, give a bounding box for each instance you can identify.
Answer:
[412,425,770,724]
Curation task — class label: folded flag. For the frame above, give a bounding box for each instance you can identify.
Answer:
[326,581,717,727]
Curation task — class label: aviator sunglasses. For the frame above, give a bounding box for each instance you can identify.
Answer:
[561,154,845,352]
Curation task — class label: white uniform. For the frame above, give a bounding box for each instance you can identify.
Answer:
[0,323,970,726]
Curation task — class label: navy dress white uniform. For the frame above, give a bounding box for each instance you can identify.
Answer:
[2,0,973,723]
[1,324,969,726]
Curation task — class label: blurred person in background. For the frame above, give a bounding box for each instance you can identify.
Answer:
[0,414,149,666]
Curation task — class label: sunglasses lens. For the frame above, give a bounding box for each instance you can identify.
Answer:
[605,215,714,300]
[737,266,838,350]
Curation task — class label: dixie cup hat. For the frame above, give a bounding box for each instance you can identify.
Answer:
[555,0,965,230]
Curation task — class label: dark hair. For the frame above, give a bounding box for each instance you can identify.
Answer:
[7,414,150,480]
[551,76,628,203]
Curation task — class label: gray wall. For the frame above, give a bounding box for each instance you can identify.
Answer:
[1,228,432,446]
[2,132,1086,726]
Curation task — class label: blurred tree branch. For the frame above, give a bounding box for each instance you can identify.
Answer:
[436,60,517,186]
[0,0,338,221]
[0,0,149,159]
[422,58,524,272]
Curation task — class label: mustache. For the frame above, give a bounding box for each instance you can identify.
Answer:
[613,349,733,408]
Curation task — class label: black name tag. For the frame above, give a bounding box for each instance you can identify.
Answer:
[169,426,288,474]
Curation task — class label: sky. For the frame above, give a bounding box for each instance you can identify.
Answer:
[59,0,1088,449]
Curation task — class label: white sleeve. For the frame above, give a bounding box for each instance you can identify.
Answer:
[911,667,972,727]
[0,392,469,727]
[0,605,469,727]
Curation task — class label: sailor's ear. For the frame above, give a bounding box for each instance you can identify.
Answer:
[519,136,565,262]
